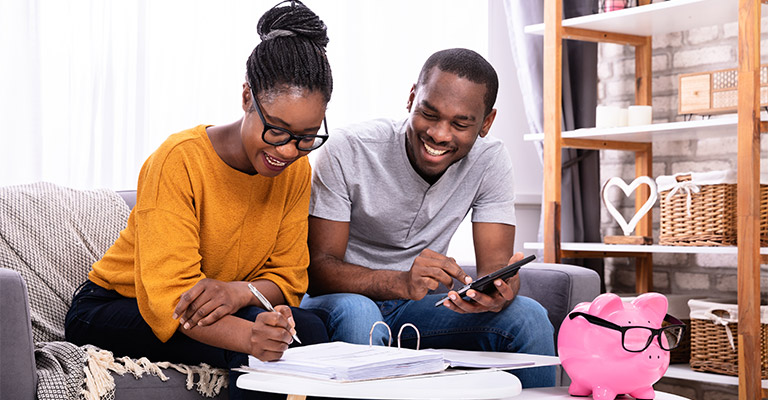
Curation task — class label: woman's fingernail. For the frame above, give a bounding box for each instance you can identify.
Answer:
[464,276,472,284]
[172,313,178,319]
[449,294,456,301]
[468,291,475,298]
[495,280,502,286]
[183,322,190,330]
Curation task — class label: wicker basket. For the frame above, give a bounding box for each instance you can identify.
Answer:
[657,172,768,246]
[688,299,768,377]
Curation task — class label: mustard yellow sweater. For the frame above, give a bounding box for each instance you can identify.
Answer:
[89,125,311,342]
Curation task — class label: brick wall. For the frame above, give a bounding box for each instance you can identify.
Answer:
[597,15,768,400]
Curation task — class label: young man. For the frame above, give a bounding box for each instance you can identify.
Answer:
[301,48,555,388]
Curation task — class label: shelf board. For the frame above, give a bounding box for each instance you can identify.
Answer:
[523,242,768,255]
[522,116,748,143]
[524,0,752,37]
[663,364,768,388]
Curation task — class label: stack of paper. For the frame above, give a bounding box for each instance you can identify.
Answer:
[436,349,536,369]
[247,342,446,381]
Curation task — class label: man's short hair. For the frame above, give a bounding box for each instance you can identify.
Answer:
[417,48,499,117]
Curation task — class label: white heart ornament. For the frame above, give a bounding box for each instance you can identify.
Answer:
[601,176,658,236]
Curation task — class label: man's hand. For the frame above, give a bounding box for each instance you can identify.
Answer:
[403,249,473,301]
[250,305,297,361]
[174,278,245,329]
[440,252,523,313]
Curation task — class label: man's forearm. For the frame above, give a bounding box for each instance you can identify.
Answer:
[307,255,408,300]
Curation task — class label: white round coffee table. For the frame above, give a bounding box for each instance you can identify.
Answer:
[238,370,691,400]
[237,369,522,399]
[513,387,690,399]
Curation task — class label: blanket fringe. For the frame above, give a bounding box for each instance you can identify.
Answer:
[83,347,228,398]
[162,362,228,397]
[82,348,117,400]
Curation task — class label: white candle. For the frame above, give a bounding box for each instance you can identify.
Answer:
[596,105,620,128]
[627,105,653,126]
[618,108,629,127]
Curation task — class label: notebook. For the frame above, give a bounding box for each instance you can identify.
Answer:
[246,341,447,382]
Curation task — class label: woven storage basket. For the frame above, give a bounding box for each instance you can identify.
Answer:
[688,299,768,377]
[657,171,768,246]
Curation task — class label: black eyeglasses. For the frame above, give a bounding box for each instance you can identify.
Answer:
[568,311,686,353]
[249,86,329,152]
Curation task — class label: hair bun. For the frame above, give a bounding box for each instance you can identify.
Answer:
[258,0,329,48]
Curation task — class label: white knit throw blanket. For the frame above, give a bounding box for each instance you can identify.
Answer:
[0,182,130,343]
[0,182,227,399]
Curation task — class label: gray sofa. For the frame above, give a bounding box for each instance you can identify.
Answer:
[0,188,600,399]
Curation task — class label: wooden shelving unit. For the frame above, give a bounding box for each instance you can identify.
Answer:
[529,0,764,398]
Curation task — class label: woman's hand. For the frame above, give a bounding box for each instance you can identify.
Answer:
[174,278,245,329]
[250,305,296,361]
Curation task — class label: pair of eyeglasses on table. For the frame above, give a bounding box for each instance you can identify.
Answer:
[568,311,687,353]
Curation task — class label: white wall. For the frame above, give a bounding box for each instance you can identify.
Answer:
[0,0,488,190]
[446,0,543,266]
[1,0,540,266]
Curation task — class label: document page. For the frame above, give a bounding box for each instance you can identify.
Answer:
[436,349,561,369]
[246,342,446,381]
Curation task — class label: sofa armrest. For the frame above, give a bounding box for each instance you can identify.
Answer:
[0,268,37,399]
[518,262,600,341]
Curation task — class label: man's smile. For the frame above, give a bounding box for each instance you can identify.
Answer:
[423,140,449,157]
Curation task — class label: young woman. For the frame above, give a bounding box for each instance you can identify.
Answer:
[65,1,332,398]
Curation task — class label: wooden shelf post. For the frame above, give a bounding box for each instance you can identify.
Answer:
[543,0,562,264]
[737,0,762,398]
[634,34,653,293]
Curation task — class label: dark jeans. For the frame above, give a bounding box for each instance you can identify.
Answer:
[65,280,329,400]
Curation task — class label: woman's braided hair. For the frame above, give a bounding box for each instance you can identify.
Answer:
[246,0,332,106]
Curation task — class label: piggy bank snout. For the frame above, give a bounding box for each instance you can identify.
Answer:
[639,342,667,367]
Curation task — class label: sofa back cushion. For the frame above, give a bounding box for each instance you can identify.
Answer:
[117,190,137,210]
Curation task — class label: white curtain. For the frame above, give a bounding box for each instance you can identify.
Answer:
[1,0,487,190]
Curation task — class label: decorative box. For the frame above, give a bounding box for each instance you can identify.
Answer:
[678,65,768,115]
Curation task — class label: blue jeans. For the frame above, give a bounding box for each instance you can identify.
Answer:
[301,293,556,388]
[65,281,329,400]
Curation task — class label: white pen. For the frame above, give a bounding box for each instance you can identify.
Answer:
[248,283,302,344]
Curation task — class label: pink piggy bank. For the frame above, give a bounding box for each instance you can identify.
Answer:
[558,292,672,400]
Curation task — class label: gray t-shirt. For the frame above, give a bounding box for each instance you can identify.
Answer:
[309,118,516,271]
